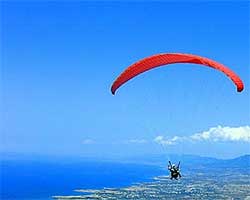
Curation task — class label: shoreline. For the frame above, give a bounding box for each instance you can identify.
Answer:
[52,172,250,199]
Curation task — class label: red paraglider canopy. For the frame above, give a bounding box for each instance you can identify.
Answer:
[111,53,244,94]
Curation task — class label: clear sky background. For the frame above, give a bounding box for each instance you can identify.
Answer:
[2,1,250,159]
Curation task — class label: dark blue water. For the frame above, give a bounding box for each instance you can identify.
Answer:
[1,159,166,200]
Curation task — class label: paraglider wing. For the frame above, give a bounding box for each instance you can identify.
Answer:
[111,53,244,94]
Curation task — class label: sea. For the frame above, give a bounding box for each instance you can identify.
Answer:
[1,157,166,200]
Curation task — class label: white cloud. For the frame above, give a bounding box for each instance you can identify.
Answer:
[82,139,95,144]
[154,135,182,145]
[125,139,148,144]
[190,126,250,142]
[154,126,250,146]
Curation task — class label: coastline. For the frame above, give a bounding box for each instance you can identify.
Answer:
[52,172,250,199]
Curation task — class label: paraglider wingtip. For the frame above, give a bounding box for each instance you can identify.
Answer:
[110,85,115,95]
[237,87,244,92]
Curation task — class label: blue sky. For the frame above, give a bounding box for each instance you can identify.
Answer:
[2,1,250,159]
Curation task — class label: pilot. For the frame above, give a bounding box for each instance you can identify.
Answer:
[168,162,181,180]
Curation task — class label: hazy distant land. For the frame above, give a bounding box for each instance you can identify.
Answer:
[53,173,250,199]
[53,155,250,200]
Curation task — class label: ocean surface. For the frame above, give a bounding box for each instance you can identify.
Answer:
[1,158,166,200]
